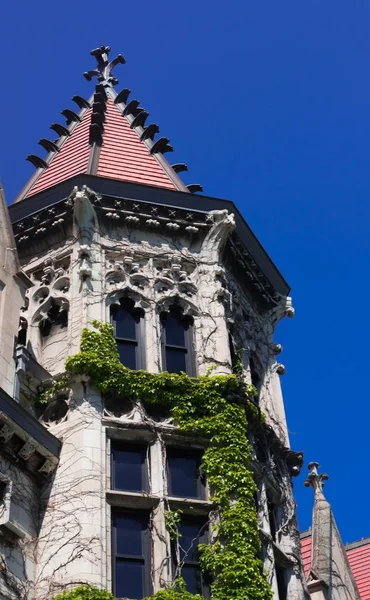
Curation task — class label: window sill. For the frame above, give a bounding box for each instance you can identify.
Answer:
[107,490,158,509]
[167,496,214,515]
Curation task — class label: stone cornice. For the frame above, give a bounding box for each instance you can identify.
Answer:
[10,177,291,305]
[0,387,61,479]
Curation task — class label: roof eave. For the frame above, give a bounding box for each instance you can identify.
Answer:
[9,174,290,298]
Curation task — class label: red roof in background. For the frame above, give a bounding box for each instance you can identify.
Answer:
[300,534,370,600]
[347,541,370,600]
[301,534,312,578]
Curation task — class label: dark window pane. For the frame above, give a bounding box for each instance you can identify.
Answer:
[168,450,202,498]
[276,565,288,600]
[166,347,187,374]
[114,514,145,556]
[165,314,186,347]
[179,522,202,561]
[116,559,144,599]
[117,340,137,370]
[113,445,146,492]
[182,565,202,595]
[0,481,6,503]
[114,307,137,341]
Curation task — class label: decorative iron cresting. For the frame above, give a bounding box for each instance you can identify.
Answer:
[84,45,125,86]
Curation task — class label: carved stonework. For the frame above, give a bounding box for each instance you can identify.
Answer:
[38,459,57,477]
[25,255,71,335]
[154,254,197,300]
[69,185,100,281]
[103,397,173,427]
[200,209,235,264]
[105,251,149,291]
[0,424,14,443]
[18,441,36,461]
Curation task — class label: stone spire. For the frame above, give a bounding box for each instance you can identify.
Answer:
[303,462,361,600]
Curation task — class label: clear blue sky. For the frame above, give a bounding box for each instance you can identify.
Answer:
[2,0,369,543]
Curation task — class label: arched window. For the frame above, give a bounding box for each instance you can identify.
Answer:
[161,305,195,375]
[111,298,145,370]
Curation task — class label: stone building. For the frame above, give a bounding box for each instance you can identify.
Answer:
[0,46,307,600]
[301,463,370,600]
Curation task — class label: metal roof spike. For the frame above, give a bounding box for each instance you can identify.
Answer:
[172,163,188,173]
[123,100,140,116]
[140,123,160,141]
[130,110,149,129]
[187,184,203,193]
[72,95,90,109]
[50,123,71,137]
[61,109,82,124]
[26,155,49,169]
[115,88,131,104]
[150,137,173,155]
[38,139,59,153]
[85,45,125,87]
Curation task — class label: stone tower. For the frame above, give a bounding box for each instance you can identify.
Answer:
[1,46,306,600]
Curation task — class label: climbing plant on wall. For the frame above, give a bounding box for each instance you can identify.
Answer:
[47,321,272,600]
[53,585,115,599]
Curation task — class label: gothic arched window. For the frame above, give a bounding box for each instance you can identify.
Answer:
[111,298,145,370]
[161,305,195,376]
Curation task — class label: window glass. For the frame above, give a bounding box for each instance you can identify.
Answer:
[0,481,6,503]
[166,348,187,374]
[179,521,202,561]
[116,341,137,370]
[174,519,208,597]
[114,305,137,341]
[182,564,202,595]
[165,314,186,347]
[112,444,147,492]
[113,512,149,599]
[167,448,203,498]
[115,514,145,556]
[276,565,288,600]
[116,560,144,599]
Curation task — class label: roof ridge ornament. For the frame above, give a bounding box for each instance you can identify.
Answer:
[84,45,125,87]
[304,461,329,495]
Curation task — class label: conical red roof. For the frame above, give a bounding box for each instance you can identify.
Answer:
[14,46,195,203]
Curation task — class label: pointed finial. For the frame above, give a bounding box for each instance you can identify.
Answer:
[84,45,125,87]
[304,461,329,493]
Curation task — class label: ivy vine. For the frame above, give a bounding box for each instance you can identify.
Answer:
[53,585,115,600]
[47,321,272,600]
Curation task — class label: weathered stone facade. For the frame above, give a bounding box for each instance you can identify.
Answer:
[0,46,310,600]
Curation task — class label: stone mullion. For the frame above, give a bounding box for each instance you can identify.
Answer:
[150,437,171,592]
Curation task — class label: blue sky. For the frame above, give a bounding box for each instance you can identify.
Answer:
[2,0,370,543]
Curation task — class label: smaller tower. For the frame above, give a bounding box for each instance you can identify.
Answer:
[303,462,361,600]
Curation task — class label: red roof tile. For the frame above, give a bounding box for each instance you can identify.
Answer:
[347,542,370,600]
[301,535,312,577]
[25,109,92,198]
[96,98,176,190]
[15,82,186,202]
[301,535,370,600]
